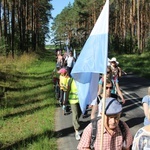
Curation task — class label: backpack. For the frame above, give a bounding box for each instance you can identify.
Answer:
[97,94,118,104]
[90,117,126,150]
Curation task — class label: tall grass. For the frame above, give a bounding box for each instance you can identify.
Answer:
[113,52,150,79]
[0,50,57,150]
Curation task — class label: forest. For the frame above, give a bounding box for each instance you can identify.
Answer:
[0,0,150,58]
[52,0,150,54]
[0,0,53,58]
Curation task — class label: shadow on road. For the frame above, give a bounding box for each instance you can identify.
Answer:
[125,117,144,128]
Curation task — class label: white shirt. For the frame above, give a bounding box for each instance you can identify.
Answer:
[66,56,74,67]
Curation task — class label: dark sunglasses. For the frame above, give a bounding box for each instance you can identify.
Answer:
[106,86,112,90]
[107,71,110,74]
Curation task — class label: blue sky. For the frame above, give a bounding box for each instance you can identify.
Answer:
[47,0,74,44]
[51,0,74,18]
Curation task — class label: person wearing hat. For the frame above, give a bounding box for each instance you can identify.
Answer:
[64,77,82,140]
[110,57,122,79]
[58,68,67,106]
[77,97,133,150]
[90,66,125,121]
[98,66,125,104]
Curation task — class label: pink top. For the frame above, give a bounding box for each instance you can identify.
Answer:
[77,120,133,150]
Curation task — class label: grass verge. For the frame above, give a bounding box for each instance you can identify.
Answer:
[0,49,58,150]
[115,52,150,79]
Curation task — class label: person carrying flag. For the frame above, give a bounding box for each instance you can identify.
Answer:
[77,97,133,150]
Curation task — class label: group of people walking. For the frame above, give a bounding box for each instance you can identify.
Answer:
[56,50,76,77]
[53,49,81,140]
[52,50,150,150]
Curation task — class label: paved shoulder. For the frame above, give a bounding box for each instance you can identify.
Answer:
[55,74,150,149]
[119,74,150,135]
[55,106,91,150]
[119,74,150,97]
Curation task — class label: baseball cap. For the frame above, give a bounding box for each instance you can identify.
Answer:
[58,68,67,74]
[104,97,122,115]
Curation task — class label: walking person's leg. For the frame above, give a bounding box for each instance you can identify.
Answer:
[59,89,64,106]
[70,103,81,140]
[67,67,72,77]
[62,92,67,115]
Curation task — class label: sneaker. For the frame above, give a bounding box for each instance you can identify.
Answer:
[75,132,80,141]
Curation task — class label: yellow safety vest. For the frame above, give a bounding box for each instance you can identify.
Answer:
[68,79,79,104]
[59,75,67,90]
[63,77,70,91]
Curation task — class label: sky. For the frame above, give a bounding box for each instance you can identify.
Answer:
[51,0,74,18]
[47,0,74,44]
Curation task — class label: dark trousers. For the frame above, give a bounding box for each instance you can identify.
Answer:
[67,67,72,77]
[59,89,64,105]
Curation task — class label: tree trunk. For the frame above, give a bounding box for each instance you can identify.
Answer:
[11,0,15,58]
[0,1,2,37]
[3,0,8,56]
[137,0,140,53]
[26,0,29,53]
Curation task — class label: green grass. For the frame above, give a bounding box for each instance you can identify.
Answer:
[114,52,150,79]
[0,49,58,150]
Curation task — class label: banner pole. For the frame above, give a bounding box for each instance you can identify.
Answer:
[100,74,107,150]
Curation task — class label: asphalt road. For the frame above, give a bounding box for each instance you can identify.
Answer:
[55,74,150,150]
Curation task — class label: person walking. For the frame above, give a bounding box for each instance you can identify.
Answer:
[58,68,67,106]
[109,57,122,78]
[97,79,117,118]
[98,66,125,104]
[90,78,113,119]
[62,71,71,115]
[64,78,82,140]
[90,66,125,120]
[56,51,64,68]
[132,124,150,150]
[77,97,133,150]
[65,51,76,77]
[142,87,150,126]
